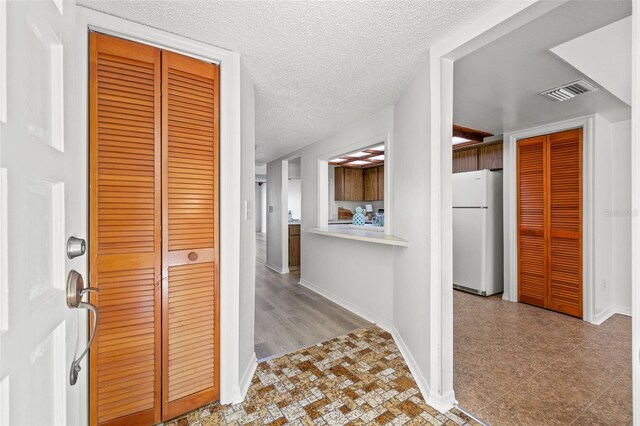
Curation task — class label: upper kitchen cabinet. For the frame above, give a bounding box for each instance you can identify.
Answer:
[377,165,384,200]
[330,142,385,202]
[363,167,376,200]
[334,165,385,201]
[344,168,364,201]
[334,167,345,201]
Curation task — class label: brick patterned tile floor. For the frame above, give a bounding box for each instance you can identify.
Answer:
[162,327,480,426]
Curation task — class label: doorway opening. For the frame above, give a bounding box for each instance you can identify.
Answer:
[449,1,632,423]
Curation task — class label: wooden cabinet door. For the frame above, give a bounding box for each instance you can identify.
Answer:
[344,168,364,201]
[547,129,582,317]
[334,167,345,201]
[288,225,301,269]
[517,136,547,309]
[162,50,220,419]
[90,33,162,426]
[364,167,378,201]
[377,165,384,200]
[517,129,582,318]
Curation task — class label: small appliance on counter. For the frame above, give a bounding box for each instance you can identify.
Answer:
[372,209,384,227]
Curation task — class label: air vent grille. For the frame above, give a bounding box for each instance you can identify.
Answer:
[540,79,598,102]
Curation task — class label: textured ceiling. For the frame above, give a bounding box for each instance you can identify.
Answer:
[78,0,501,164]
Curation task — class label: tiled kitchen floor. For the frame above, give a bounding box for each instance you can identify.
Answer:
[165,327,481,426]
[254,233,371,360]
[454,290,632,425]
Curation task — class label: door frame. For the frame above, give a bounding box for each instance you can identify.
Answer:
[75,6,243,406]
[426,0,593,412]
[503,116,594,321]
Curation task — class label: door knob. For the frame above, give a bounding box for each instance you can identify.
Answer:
[66,270,99,385]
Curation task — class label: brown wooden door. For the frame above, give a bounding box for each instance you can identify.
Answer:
[90,33,220,426]
[547,130,582,317]
[161,50,220,419]
[89,32,162,426]
[517,129,582,317]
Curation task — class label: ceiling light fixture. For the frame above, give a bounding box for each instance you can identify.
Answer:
[452,137,471,145]
[348,160,371,165]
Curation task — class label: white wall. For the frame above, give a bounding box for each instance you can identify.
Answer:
[593,115,632,320]
[288,178,302,220]
[611,120,632,312]
[269,108,396,327]
[238,62,256,383]
[392,59,433,393]
[594,115,614,318]
[266,160,288,272]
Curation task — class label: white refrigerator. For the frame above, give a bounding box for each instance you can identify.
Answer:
[452,169,503,296]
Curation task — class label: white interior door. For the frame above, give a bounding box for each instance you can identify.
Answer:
[0,1,87,425]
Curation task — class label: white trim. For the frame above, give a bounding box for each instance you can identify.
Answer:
[592,305,633,326]
[503,116,595,322]
[75,7,243,405]
[428,0,571,411]
[317,132,393,235]
[238,352,257,402]
[0,0,6,123]
[631,2,640,422]
[298,278,393,333]
[265,261,289,275]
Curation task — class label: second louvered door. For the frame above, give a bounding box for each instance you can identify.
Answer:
[162,50,220,419]
[517,129,582,318]
[547,130,582,317]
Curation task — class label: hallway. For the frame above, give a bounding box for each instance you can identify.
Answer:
[254,233,371,360]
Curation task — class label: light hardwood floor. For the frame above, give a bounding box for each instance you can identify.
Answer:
[254,232,371,360]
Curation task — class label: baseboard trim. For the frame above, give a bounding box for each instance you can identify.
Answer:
[591,305,632,325]
[237,352,257,403]
[265,261,289,275]
[614,305,632,317]
[298,278,393,332]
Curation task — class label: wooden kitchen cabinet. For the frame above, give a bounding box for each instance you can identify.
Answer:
[344,168,364,201]
[334,165,384,201]
[364,167,378,201]
[288,224,300,270]
[334,167,345,201]
[377,165,384,200]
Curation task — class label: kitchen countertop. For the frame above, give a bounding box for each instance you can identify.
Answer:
[288,220,301,225]
[328,220,373,224]
[304,225,408,247]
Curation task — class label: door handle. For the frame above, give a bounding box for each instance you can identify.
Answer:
[66,270,99,385]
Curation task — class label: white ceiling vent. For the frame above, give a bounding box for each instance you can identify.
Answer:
[539,79,599,101]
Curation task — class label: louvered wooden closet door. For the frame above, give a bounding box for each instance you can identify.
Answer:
[517,136,547,308]
[548,129,582,317]
[161,50,220,420]
[517,129,582,318]
[89,33,162,426]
